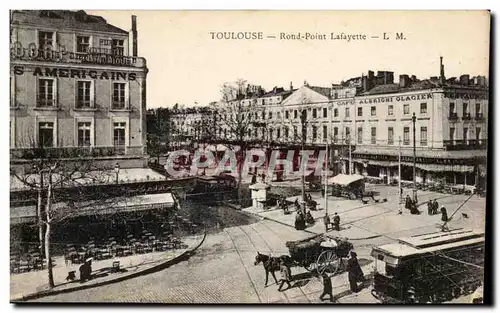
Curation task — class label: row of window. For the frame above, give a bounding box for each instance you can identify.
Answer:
[213,125,483,146]
[31,121,126,148]
[33,79,129,109]
[449,102,483,117]
[224,102,484,122]
[39,31,125,55]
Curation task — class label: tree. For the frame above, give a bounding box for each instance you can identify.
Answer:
[211,79,266,204]
[147,107,172,161]
[11,135,138,288]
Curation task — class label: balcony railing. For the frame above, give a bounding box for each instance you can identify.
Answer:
[37,98,56,107]
[420,140,428,146]
[449,113,458,120]
[10,146,139,160]
[462,113,472,121]
[475,113,485,121]
[387,139,394,145]
[443,139,488,150]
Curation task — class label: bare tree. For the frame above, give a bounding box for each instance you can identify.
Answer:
[11,134,140,288]
[210,79,266,204]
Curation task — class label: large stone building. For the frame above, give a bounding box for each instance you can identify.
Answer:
[10,10,149,170]
[170,106,216,148]
[200,59,488,191]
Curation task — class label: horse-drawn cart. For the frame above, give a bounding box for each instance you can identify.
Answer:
[285,234,353,275]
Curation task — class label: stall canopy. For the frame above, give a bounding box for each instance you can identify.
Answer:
[10,193,176,225]
[328,174,365,186]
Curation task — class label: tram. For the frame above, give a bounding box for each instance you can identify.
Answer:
[370,229,485,304]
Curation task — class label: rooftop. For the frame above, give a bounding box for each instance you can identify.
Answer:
[11,10,128,35]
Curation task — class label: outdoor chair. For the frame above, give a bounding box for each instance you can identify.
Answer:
[111,261,121,273]
[122,246,132,256]
[19,260,30,273]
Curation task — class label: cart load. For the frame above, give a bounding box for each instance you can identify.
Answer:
[285,234,353,275]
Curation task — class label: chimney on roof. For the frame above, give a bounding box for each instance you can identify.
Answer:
[399,74,410,88]
[460,74,470,86]
[440,56,446,85]
[411,75,417,82]
[290,81,293,91]
[131,15,138,57]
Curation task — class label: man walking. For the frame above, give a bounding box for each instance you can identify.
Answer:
[333,212,340,231]
[278,261,292,292]
[323,213,331,232]
[347,251,364,293]
[319,273,334,302]
[433,199,439,215]
[427,200,433,215]
[441,206,449,232]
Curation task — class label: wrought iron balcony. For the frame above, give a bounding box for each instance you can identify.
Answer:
[443,139,488,150]
[462,113,472,121]
[475,113,485,121]
[448,113,458,120]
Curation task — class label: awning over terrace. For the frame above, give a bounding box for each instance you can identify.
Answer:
[10,193,176,225]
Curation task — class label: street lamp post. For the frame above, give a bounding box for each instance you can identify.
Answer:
[114,163,120,184]
[412,112,417,203]
[300,109,307,202]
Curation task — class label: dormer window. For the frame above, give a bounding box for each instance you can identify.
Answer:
[77,36,90,53]
[112,39,124,55]
[38,31,54,49]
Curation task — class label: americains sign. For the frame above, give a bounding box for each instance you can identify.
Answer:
[10,42,138,66]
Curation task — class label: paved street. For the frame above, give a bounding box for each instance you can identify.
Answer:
[32,219,376,303]
[248,183,486,240]
[28,184,485,303]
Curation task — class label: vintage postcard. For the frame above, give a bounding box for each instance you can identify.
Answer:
[9,10,490,304]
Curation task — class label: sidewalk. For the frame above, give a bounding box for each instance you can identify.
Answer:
[10,234,205,301]
[243,185,485,241]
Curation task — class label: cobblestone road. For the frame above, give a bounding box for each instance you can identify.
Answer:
[33,219,378,303]
[32,186,483,305]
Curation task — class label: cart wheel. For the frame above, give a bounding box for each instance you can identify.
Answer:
[304,262,317,272]
[316,250,340,275]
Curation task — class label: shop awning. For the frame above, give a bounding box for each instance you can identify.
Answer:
[10,193,176,225]
[348,159,475,173]
[328,174,365,186]
[401,163,474,173]
[353,147,487,160]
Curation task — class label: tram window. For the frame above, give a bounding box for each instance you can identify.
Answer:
[385,264,396,276]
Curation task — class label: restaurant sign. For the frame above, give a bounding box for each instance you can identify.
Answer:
[443,92,488,100]
[358,93,433,104]
[10,42,138,66]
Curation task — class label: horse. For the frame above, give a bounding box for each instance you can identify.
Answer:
[254,252,292,287]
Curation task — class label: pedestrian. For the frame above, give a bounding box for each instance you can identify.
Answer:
[427,200,433,215]
[347,251,364,293]
[323,213,331,232]
[333,212,340,231]
[306,211,315,225]
[441,207,449,232]
[278,262,292,291]
[433,199,439,215]
[321,188,325,198]
[319,273,334,302]
[405,195,411,209]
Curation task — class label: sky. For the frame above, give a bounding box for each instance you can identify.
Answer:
[88,10,490,109]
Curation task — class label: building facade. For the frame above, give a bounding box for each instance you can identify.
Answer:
[10,10,148,170]
[198,61,488,190]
